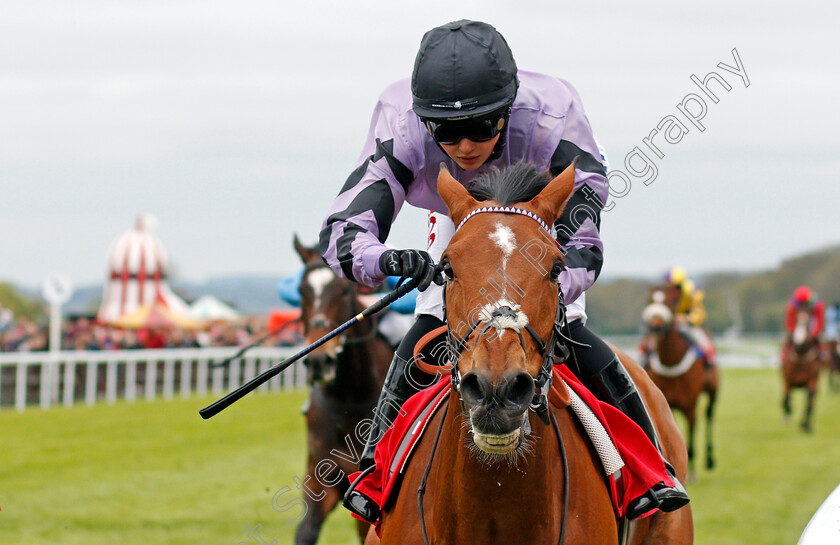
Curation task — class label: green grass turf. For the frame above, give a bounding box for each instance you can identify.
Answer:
[1,368,839,544]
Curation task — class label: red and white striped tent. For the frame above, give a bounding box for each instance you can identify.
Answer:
[97,214,189,324]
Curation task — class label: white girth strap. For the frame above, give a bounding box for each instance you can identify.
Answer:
[560,379,626,476]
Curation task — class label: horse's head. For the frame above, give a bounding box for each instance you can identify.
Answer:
[294,235,355,385]
[437,161,575,460]
[642,287,675,335]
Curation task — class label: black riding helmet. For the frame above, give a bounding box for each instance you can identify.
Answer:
[412,20,519,160]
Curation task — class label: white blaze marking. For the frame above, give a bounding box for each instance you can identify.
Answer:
[307,268,335,307]
[489,223,517,268]
[488,222,518,299]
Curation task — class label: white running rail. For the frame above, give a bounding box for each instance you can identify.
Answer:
[0,346,306,412]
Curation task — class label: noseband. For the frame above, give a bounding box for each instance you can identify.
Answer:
[302,263,379,349]
[446,297,567,426]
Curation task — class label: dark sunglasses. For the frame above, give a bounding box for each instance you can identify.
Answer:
[425,114,507,145]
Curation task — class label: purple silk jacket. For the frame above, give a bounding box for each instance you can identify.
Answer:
[319,70,609,305]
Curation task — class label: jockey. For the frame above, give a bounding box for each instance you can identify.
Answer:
[782,286,825,360]
[319,20,689,522]
[662,267,716,365]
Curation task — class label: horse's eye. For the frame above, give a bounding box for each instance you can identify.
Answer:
[441,259,455,280]
[549,260,564,282]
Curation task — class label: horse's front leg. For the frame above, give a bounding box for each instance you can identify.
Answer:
[782,384,792,424]
[801,379,818,433]
[704,389,717,470]
[684,406,697,481]
[293,461,343,545]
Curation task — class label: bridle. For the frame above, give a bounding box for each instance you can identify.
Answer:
[418,205,589,545]
[444,206,586,424]
[301,262,381,348]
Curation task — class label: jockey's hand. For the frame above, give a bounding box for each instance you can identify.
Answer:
[379,249,443,292]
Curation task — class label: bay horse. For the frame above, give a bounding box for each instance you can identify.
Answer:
[367,164,693,545]
[781,307,822,432]
[640,289,719,477]
[293,236,393,544]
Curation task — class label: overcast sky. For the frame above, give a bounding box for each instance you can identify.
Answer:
[2,0,838,291]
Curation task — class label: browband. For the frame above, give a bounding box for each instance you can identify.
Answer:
[456,206,554,238]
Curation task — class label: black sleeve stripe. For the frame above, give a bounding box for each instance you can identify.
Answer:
[374,138,414,192]
[561,244,604,279]
[549,140,606,177]
[338,157,372,195]
[334,222,366,280]
[336,138,413,196]
[326,179,396,242]
[554,187,603,239]
[322,179,396,281]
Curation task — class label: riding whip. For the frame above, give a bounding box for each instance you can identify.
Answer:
[199,276,420,419]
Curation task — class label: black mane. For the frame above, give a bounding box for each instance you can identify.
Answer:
[467,162,551,206]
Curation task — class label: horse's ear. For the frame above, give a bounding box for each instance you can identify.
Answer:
[437,164,479,226]
[529,159,578,225]
[293,234,317,264]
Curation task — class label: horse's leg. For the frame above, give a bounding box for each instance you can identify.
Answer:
[293,466,342,545]
[801,378,818,433]
[704,388,717,470]
[354,520,373,544]
[684,406,697,481]
[782,383,792,424]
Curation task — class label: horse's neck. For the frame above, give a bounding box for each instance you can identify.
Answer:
[429,399,562,541]
[656,326,690,364]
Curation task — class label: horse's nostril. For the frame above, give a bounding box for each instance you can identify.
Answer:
[503,371,535,411]
[460,372,489,407]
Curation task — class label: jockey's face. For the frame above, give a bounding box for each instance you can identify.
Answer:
[665,284,681,304]
[440,134,501,170]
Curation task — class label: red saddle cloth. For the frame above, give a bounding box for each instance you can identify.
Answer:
[348,365,673,531]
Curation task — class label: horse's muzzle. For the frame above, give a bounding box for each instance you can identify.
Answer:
[460,370,534,454]
[304,353,338,384]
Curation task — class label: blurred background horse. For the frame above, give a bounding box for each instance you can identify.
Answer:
[781,305,823,432]
[292,237,393,545]
[641,288,719,477]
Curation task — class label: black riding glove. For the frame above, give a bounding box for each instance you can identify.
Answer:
[379,249,444,292]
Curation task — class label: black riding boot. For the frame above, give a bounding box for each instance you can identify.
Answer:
[343,352,422,522]
[586,357,690,519]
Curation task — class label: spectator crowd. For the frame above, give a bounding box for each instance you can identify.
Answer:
[0,308,301,352]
